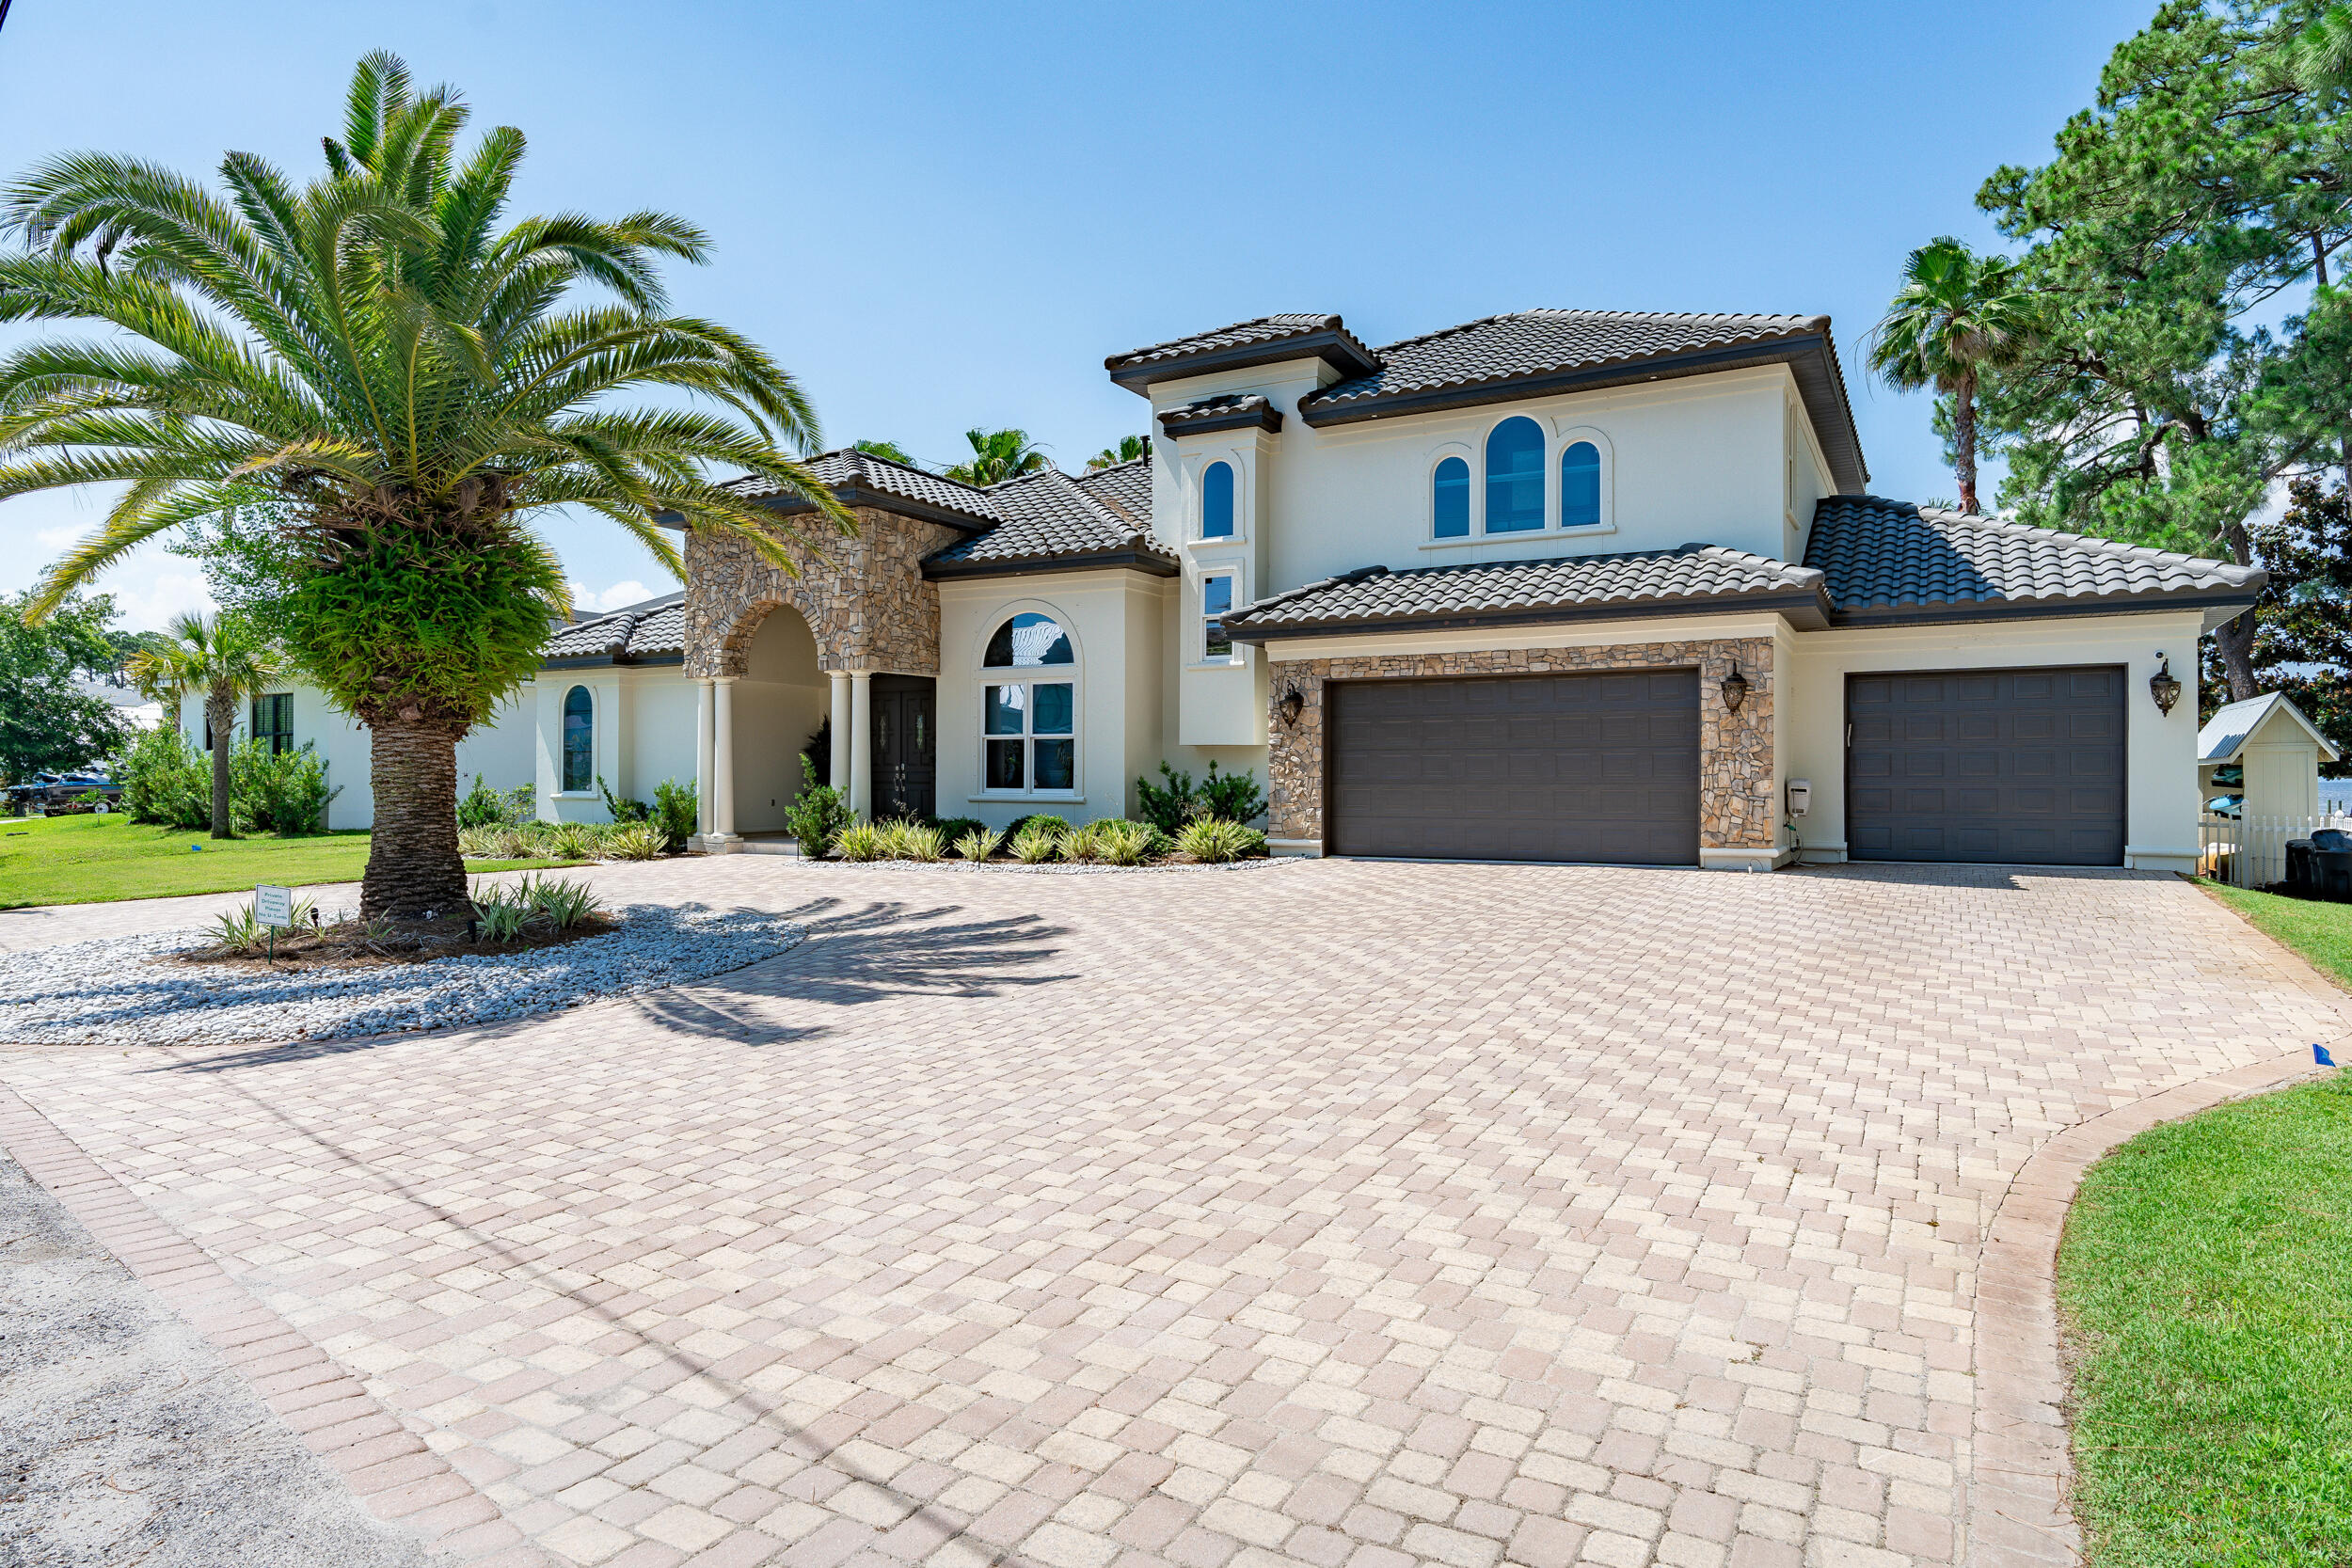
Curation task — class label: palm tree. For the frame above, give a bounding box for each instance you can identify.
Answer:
[851,438,923,467]
[126,610,277,839]
[944,428,1046,486]
[1088,436,1146,471]
[1867,236,2038,514]
[1,53,850,917]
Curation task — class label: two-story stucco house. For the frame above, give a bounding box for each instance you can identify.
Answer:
[200,306,2260,871]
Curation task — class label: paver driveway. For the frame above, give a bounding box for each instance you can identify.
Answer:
[2,858,2345,1568]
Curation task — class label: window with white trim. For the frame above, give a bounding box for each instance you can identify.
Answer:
[561,686,594,792]
[981,612,1076,793]
[1200,460,1235,539]
[1201,572,1237,663]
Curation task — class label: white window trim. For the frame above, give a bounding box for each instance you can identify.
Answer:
[974,607,1083,800]
[559,684,595,795]
[1552,424,1613,533]
[1193,566,1246,671]
[1436,420,1617,544]
[1184,449,1250,546]
[1426,442,1476,542]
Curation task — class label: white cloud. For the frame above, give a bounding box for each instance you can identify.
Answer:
[36,525,82,551]
[107,569,218,634]
[570,578,658,614]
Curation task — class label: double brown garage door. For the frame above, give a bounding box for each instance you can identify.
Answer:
[1327,671,1700,863]
[1847,666,2125,865]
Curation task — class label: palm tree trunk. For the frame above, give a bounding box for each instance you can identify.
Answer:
[361,713,468,920]
[205,690,234,839]
[1954,373,1980,515]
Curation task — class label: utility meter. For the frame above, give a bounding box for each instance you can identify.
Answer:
[1787,779,1812,817]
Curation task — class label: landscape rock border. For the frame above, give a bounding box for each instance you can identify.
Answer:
[0,904,807,1048]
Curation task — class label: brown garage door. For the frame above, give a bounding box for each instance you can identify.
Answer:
[1328,670,1699,863]
[1847,666,2125,865]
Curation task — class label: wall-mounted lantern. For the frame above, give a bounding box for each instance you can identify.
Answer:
[1278,685,1305,727]
[1720,666,1750,714]
[2149,654,2183,716]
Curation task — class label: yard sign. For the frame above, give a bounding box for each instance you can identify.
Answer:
[254,884,294,929]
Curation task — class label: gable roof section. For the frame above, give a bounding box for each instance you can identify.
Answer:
[1105,314,1381,391]
[1296,309,1867,492]
[719,449,999,531]
[2199,691,2342,764]
[926,467,1177,579]
[1806,497,2264,626]
[1158,392,1283,437]
[1073,455,1152,526]
[1222,546,1831,641]
[544,591,687,667]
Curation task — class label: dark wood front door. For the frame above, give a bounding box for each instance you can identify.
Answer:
[872,674,936,820]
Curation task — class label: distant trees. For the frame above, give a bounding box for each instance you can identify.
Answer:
[0,589,129,789]
[1866,237,2035,515]
[1089,436,1147,470]
[126,611,278,839]
[944,428,1047,486]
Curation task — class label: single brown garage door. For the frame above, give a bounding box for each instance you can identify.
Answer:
[1327,670,1699,863]
[1847,666,2125,865]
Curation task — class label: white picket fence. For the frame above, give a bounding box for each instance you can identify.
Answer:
[2200,811,2352,888]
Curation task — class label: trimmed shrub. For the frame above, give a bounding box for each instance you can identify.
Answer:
[1135,760,1265,833]
[930,816,985,846]
[1175,817,1263,863]
[458,773,532,829]
[1010,820,1061,863]
[651,778,698,850]
[785,754,853,858]
[1002,814,1067,843]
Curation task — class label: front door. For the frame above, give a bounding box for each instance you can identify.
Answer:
[872,674,937,820]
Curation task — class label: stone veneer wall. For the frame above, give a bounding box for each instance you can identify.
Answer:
[1263,638,1777,851]
[682,506,962,677]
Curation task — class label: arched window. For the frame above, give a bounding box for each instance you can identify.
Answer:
[1432,456,1470,538]
[1200,461,1235,539]
[1485,417,1544,533]
[1560,440,1602,529]
[561,686,593,793]
[981,614,1076,794]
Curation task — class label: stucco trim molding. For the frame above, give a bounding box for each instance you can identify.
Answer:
[1263,638,1778,856]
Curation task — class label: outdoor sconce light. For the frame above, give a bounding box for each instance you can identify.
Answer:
[1720,666,1749,714]
[2150,654,2183,716]
[1278,685,1305,727]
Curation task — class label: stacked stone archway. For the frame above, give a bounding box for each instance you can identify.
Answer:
[681,506,961,845]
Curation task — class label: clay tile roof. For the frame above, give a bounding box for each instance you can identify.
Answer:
[544,591,688,664]
[1073,455,1153,526]
[1805,496,2264,620]
[1158,392,1282,436]
[926,466,1177,578]
[1104,314,1381,388]
[726,448,999,527]
[1223,546,1828,639]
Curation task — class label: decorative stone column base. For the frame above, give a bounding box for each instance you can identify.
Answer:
[1266,837,1325,858]
[690,832,743,855]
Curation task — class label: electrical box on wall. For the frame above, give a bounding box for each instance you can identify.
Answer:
[1787,779,1811,817]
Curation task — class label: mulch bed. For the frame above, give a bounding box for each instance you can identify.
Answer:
[172,912,617,973]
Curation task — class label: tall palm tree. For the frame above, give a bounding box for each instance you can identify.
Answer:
[1867,236,2038,514]
[1,53,850,916]
[1088,435,1146,471]
[944,427,1046,486]
[126,610,277,839]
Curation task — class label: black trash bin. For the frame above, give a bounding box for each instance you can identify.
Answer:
[2288,839,2317,894]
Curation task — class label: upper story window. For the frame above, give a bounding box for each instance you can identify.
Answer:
[561,685,594,793]
[1201,573,1237,663]
[1200,460,1235,539]
[981,613,1075,793]
[1432,456,1470,538]
[1559,440,1601,530]
[1485,417,1545,533]
[983,611,1074,668]
[250,693,294,754]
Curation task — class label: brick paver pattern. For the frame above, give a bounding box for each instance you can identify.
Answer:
[4,858,2344,1568]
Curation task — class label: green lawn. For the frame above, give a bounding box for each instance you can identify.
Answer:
[2059,1073,2352,1566]
[2198,878,2352,990]
[0,812,569,909]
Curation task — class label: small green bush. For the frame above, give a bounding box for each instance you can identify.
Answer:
[1175,818,1263,863]
[457,774,533,829]
[458,824,523,859]
[1098,819,1154,865]
[1060,820,1106,863]
[1010,820,1061,863]
[835,821,885,862]
[873,818,915,859]
[119,724,211,829]
[953,826,1002,863]
[596,774,650,824]
[897,822,947,862]
[232,739,340,835]
[603,821,666,860]
[651,778,697,850]
[1135,761,1267,833]
[519,872,601,929]
[785,754,853,858]
[1002,814,1067,843]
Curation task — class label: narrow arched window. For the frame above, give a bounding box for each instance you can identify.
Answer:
[1200,461,1235,539]
[1433,456,1470,538]
[982,613,1076,793]
[561,686,594,792]
[1485,418,1544,533]
[1560,440,1601,529]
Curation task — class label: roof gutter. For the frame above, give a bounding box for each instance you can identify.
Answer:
[1108,328,1381,394]
[925,546,1180,581]
[1227,588,1835,643]
[656,484,993,534]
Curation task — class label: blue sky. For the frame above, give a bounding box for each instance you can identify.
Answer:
[0,0,2156,627]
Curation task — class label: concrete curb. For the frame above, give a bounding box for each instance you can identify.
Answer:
[0,1085,553,1566]
[1966,1043,2330,1566]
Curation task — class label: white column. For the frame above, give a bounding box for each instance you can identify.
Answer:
[829,672,851,794]
[694,678,716,838]
[849,671,874,820]
[711,675,739,840]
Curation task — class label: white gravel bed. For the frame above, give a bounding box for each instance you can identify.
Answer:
[0,904,806,1049]
[797,856,1303,876]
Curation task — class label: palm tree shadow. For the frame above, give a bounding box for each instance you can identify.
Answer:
[152,894,1072,1070]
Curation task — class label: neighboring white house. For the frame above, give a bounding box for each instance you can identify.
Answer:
[202,306,2265,871]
